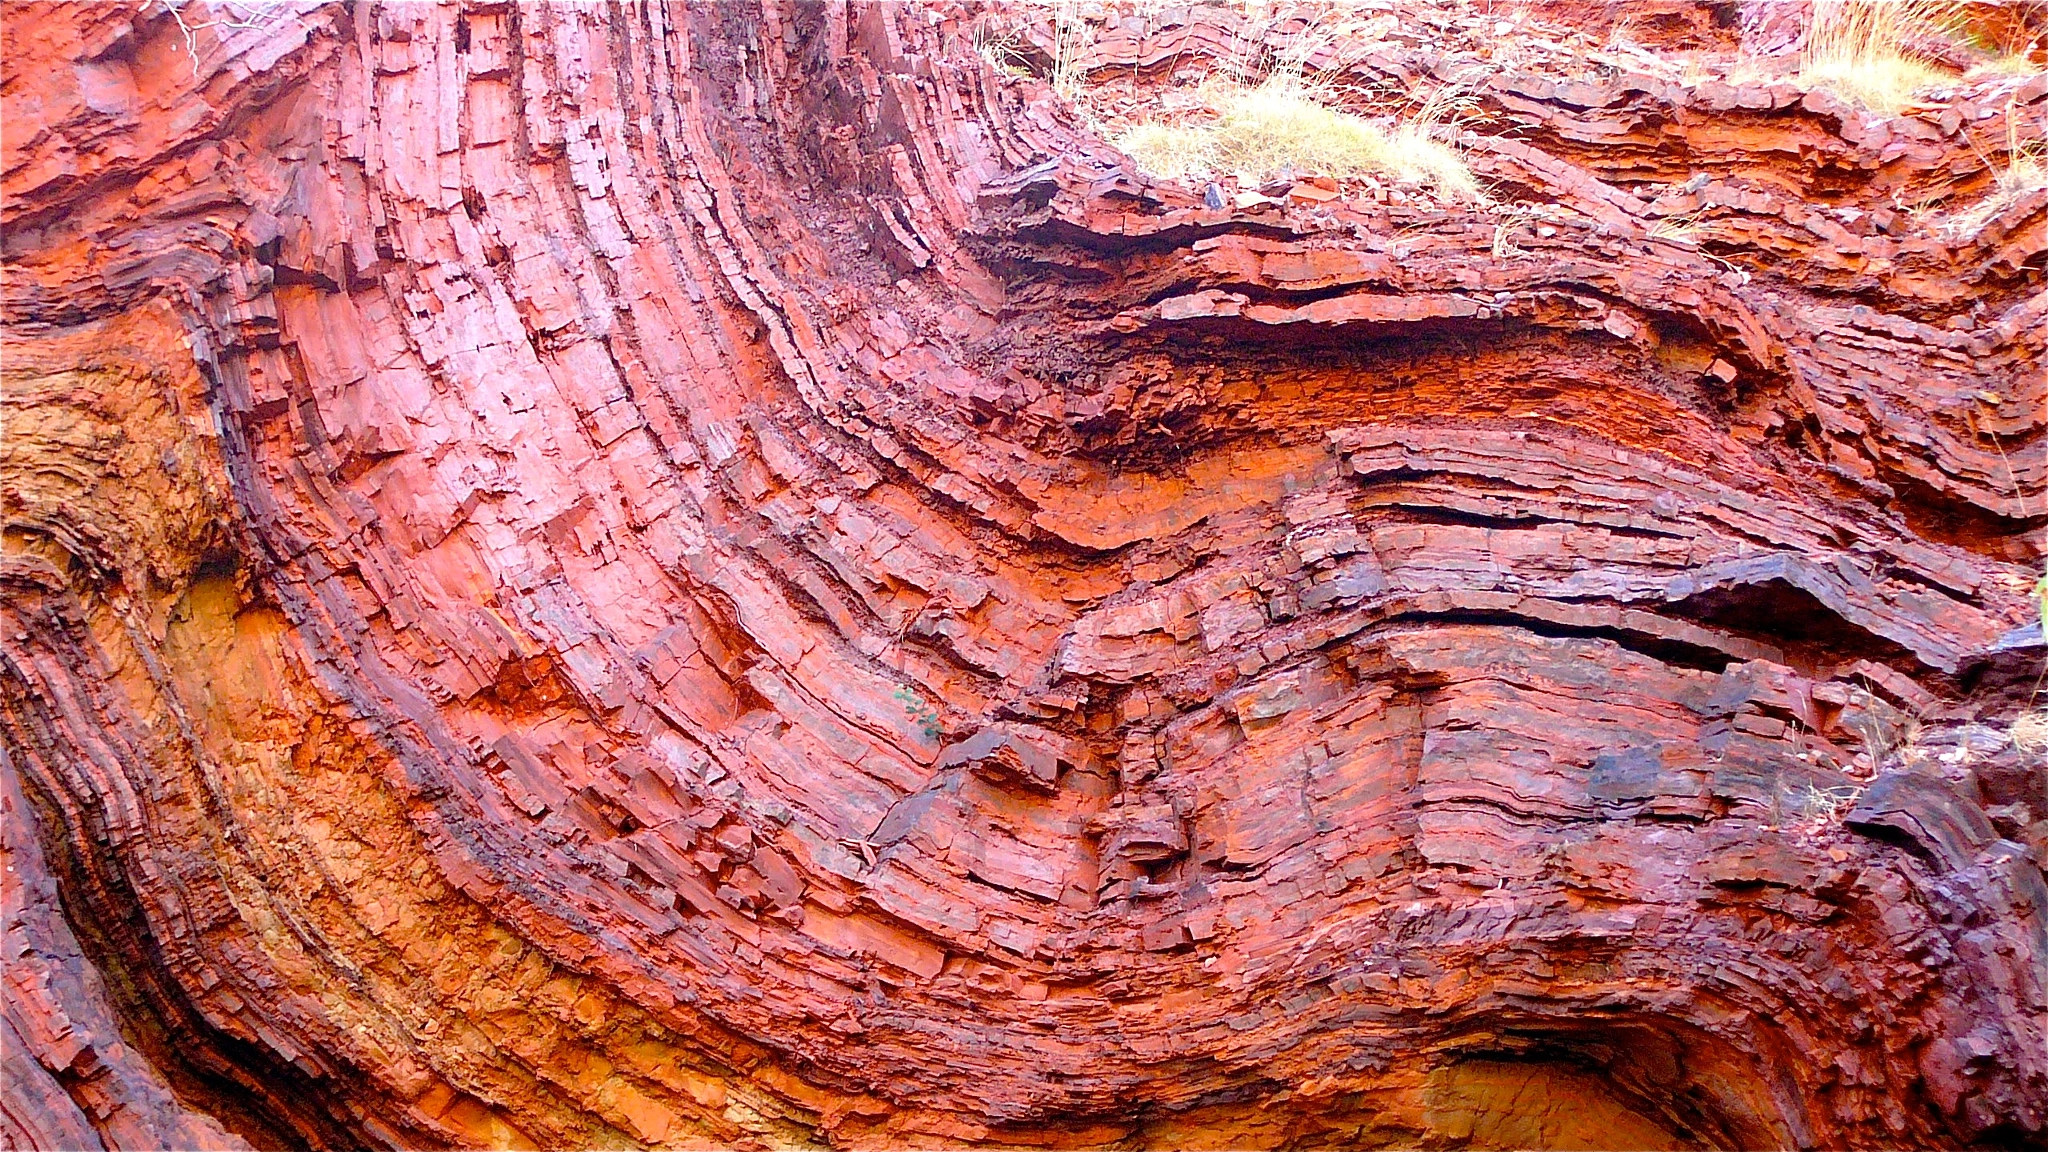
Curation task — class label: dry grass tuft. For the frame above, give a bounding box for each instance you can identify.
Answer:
[2013,710,2048,756]
[1117,74,1479,198]
[1117,121,1219,183]
[974,25,1034,80]
[973,0,1093,96]
[1940,108,2048,236]
[1648,205,1713,244]
[1491,205,1538,258]
[1794,782,1866,828]
[1842,692,1920,771]
[1799,0,1961,113]
[1046,0,1091,102]
[1966,51,2044,79]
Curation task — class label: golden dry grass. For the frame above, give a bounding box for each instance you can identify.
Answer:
[1941,110,2048,236]
[1116,74,1478,198]
[1965,51,2044,79]
[2012,710,2048,756]
[1798,0,1960,113]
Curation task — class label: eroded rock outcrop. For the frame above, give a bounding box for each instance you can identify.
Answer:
[2,1,2044,1148]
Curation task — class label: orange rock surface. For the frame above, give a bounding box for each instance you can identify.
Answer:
[3,1,2044,1148]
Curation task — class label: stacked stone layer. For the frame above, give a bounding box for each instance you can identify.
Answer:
[2,2,2043,1148]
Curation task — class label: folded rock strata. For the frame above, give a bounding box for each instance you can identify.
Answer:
[2,1,2044,1148]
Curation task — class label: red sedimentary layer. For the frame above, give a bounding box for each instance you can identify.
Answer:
[2,1,2044,1148]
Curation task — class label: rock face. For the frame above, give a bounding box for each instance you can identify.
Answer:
[3,1,2045,1148]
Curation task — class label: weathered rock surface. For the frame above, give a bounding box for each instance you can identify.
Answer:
[2,1,2044,1148]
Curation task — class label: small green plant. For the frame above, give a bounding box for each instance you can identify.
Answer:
[892,687,943,742]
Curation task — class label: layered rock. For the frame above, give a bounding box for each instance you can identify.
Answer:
[2,1,2044,1148]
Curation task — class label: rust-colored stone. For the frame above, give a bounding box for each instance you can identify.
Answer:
[2,1,2043,1149]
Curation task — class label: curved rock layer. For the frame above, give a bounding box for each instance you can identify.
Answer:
[3,1,2045,1148]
